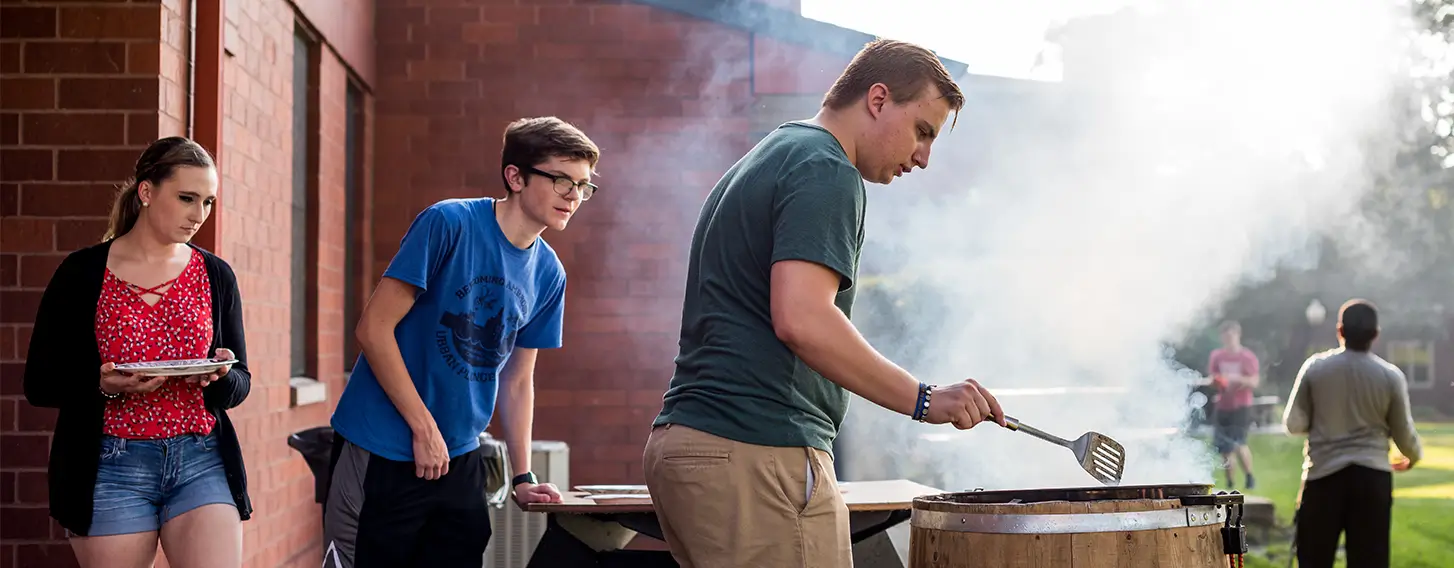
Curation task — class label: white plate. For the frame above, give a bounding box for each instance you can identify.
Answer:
[575,485,649,495]
[114,358,237,377]
[583,494,652,505]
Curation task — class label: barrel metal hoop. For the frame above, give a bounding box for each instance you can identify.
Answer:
[911,506,1225,534]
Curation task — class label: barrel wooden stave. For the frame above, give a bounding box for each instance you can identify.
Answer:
[909,497,1224,568]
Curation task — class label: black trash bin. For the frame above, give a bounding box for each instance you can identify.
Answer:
[287,426,336,504]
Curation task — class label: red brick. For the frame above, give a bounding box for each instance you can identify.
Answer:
[0,433,49,468]
[407,60,463,81]
[0,184,16,218]
[126,41,161,75]
[0,506,51,540]
[0,113,16,146]
[57,149,136,182]
[1,43,19,74]
[0,294,41,330]
[0,219,54,253]
[0,399,14,432]
[427,6,480,24]
[0,471,12,503]
[574,390,626,406]
[0,78,56,110]
[0,325,14,360]
[16,404,56,433]
[18,254,65,288]
[0,364,24,394]
[22,41,128,74]
[127,112,159,145]
[21,113,128,146]
[15,471,47,505]
[53,219,108,250]
[426,80,479,100]
[15,543,79,568]
[0,7,58,39]
[16,327,31,357]
[57,77,158,110]
[629,389,664,406]
[58,5,160,40]
[19,184,119,217]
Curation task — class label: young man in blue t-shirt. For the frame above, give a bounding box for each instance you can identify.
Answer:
[321,117,600,568]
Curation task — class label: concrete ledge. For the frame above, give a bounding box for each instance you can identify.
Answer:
[290,376,328,407]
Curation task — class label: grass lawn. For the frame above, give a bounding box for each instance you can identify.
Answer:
[1221,422,1454,568]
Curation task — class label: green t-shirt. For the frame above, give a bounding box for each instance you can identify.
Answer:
[652,122,866,456]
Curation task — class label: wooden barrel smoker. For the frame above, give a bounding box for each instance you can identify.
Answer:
[909,484,1247,568]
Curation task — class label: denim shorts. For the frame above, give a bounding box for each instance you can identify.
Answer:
[88,432,236,536]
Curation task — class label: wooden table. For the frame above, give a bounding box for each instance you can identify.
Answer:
[520,479,942,568]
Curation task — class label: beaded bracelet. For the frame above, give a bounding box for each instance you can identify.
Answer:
[99,385,122,400]
[911,382,934,422]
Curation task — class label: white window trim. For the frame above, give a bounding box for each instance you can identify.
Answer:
[1385,339,1436,390]
[290,376,328,407]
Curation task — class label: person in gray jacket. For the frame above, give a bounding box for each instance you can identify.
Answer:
[1283,298,1423,568]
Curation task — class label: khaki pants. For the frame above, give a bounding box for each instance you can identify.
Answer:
[642,423,852,568]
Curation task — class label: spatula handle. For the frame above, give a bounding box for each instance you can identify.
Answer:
[1002,415,1074,448]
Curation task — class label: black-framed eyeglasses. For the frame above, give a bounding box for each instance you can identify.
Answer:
[524,166,598,201]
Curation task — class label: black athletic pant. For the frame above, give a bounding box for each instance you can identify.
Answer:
[322,434,493,568]
[1295,464,1392,568]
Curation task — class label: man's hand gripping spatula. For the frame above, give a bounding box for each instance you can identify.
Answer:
[1001,416,1126,485]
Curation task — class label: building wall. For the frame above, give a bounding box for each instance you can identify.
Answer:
[1,0,373,566]
[1,1,186,564]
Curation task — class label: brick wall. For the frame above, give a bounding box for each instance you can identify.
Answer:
[374,0,770,484]
[220,1,362,565]
[0,0,176,565]
[2,0,370,566]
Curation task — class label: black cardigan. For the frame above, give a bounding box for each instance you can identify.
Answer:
[22,240,253,536]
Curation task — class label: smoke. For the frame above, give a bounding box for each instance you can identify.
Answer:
[838,0,1418,490]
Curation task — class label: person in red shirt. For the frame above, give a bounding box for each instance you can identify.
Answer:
[23,137,252,568]
[1208,320,1260,489]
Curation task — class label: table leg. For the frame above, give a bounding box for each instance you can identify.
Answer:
[526,514,679,568]
[852,530,906,568]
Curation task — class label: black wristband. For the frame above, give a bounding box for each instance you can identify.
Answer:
[912,383,934,422]
[511,472,538,487]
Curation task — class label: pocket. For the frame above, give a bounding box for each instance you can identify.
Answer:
[656,425,732,467]
[661,449,731,465]
[196,433,218,452]
[772,448,818,516]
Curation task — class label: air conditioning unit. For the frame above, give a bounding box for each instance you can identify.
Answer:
[484,440,570,568]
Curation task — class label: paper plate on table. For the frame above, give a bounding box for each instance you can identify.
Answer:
[114,358,237,377]
[583,494,652,505]
[575,484,649,495]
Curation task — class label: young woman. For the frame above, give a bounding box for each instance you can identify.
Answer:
[23,136,252,568]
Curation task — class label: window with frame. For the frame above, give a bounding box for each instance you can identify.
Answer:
[291,26,317,379]
[344,80,364,373]
[1385,340,1435,389]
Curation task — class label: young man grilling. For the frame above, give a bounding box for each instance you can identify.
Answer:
[643,39,1009,567]
[1284,299,1423,568]
[322,117,600,568]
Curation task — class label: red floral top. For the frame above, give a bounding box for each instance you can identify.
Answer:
[96,249,217,439]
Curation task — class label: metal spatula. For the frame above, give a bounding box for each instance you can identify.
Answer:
[1002,415,1126,485]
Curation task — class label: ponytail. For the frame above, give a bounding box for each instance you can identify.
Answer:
[103,180,144,241]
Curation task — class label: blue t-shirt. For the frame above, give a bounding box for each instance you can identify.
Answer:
[331,197,566,462]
